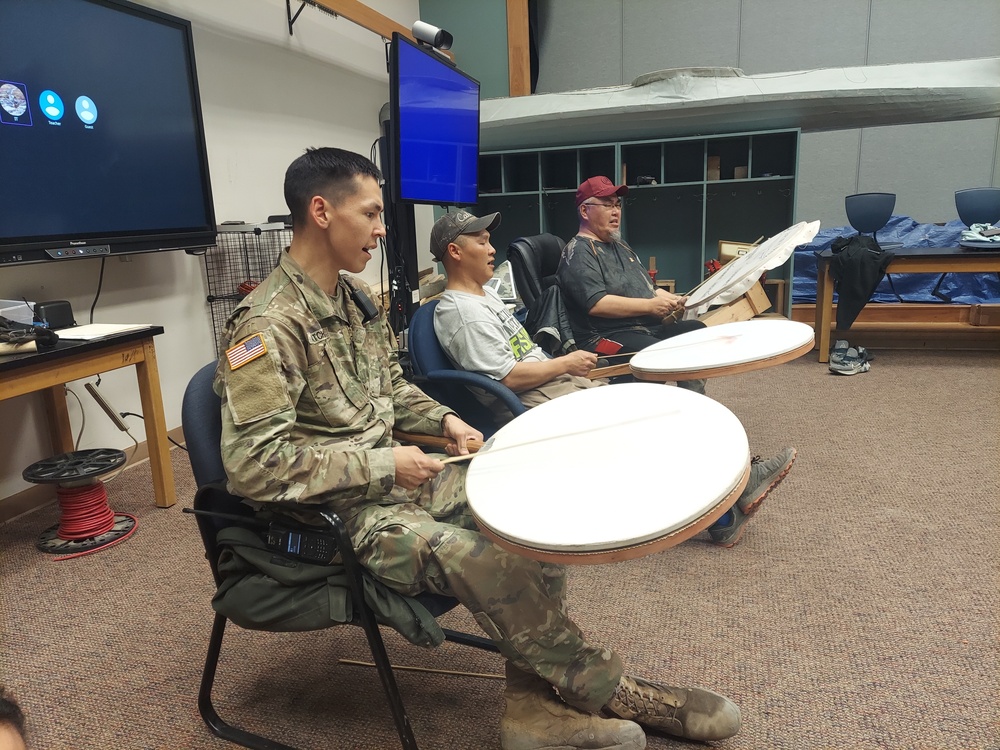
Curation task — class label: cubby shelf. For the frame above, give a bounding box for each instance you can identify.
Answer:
[473,129,799,306]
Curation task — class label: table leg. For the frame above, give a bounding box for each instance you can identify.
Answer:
[135,338,176,508]
[815,262,834,363]
[41,385,75,455]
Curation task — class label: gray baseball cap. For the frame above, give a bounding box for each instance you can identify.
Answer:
[430,210,501,260]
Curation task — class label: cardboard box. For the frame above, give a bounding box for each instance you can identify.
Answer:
[734,166,748,179]
[717,240,757,264]
[707,155,720,169]
[707,168,721,181]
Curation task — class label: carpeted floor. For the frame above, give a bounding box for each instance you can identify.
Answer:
[1,349,998,750]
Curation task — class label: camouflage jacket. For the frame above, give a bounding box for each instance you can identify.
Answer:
[215,251,454,513]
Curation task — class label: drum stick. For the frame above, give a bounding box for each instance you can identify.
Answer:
[440,407,680,465]
[338,659,503,680]
[587,363,632,379]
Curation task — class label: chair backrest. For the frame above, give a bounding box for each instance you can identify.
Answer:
[181,361,227,488]
[844,193,896,233]
[955,187,1000,227]
[407,300,524,436]
[408,300,453,377]
[507,234,566,310]
[845,192,896,235]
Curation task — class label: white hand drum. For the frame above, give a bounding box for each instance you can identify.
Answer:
[630,319,815,381]
[465,383,750,564]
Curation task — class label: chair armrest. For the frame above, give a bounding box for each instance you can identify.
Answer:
[425,369,527,417]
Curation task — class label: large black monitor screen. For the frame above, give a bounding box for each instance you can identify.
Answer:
[391,34,480,206]
[0,0,215,265]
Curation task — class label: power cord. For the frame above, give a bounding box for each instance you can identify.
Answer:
[120,411,188,451]
[65,386,86,450]
[89,256,106,324]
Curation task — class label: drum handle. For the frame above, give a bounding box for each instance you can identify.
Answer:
[393,430,485,453]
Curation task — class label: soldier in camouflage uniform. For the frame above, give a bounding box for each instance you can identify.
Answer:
[215,147,742,749]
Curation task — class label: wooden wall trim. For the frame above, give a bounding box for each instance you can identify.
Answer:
[506,0,531,96]
[307,0,453,59]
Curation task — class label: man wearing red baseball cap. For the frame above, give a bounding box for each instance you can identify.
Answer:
[557,176,706,393]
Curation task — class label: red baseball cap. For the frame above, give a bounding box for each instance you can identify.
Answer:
[576,176,628,207]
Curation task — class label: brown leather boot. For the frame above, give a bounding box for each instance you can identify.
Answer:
[500,664,646,750]
[603,675,741,741]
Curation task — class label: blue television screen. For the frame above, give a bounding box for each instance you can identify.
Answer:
[0,0,215,266]
[391,34,480,206]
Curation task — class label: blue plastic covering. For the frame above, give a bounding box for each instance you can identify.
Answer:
[793,215,1000,304]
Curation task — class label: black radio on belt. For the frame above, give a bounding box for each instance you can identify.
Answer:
[182,507,338,565]
[264,526,337,564]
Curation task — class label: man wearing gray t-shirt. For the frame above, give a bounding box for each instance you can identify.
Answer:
[431,210,602,420]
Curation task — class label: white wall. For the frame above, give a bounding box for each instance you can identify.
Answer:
[0,0,436,504]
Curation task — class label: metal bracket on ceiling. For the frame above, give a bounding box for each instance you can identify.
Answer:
[286,0,339,36]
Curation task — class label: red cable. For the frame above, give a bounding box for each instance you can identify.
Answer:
[56,483,116,540]
[53,515,138,562]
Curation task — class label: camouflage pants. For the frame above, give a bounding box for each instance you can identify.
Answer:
[344,462,622,714]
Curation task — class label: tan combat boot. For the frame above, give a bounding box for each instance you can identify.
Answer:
[500,664,646,750]
[603,675,741,741]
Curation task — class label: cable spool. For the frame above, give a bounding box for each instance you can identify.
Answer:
[22,449,137,561]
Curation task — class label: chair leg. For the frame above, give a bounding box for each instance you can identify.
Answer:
[353,604,421,749]
[323,509,421,750]
[198,613,301,750]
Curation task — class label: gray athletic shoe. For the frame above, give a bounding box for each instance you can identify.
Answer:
[829,347,871,375]
[708,505,752,548]
[829,339,850,364]
[736,448,797,515]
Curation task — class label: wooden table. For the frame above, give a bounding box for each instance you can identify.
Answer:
[0,326,176,508]
[814,247,1000,362]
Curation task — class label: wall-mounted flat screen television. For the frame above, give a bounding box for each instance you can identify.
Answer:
[0,0,216,266]
[389,32,480,206]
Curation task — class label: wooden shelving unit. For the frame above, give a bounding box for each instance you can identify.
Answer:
[473,129,799,309]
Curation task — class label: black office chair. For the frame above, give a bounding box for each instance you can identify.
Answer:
[845,192,900,249]
[407,301,526,438]
[506,234,565,312]
[955,187,1000,227]
[181,362,496,750]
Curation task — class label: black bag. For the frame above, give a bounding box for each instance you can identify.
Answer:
[213,525,444,646]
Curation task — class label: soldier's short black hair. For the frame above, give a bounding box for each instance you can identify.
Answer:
[0,686,26,741]
[283,147,383,229]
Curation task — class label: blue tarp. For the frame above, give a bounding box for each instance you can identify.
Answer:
[792,215,1000,305]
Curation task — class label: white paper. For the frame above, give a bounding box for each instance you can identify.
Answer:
[54,323,152,340]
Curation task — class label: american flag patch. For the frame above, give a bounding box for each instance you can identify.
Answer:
[226,333,267,370]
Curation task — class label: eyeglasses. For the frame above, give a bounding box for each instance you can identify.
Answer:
[582,200,623,210]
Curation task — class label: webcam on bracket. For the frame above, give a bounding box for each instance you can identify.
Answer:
[411,21,452,50]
